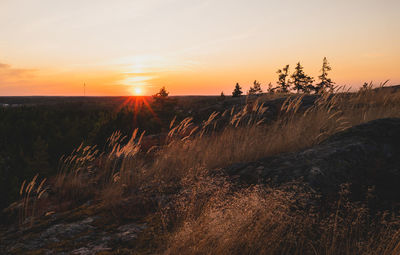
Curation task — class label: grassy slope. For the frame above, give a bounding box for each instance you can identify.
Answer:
[7,86,400,254]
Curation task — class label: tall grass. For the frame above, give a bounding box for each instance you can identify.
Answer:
[19,174,47,226]
[32,85,400,253]
[164,180,400,255]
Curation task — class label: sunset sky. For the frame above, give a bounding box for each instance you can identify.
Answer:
[0,0,399,96]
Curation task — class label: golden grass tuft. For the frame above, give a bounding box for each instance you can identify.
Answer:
[19,174,47,226]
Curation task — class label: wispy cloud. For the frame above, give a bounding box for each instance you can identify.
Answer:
[0,62,37,83]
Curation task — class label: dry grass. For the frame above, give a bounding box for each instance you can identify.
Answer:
[53,86,400,199]
[147,86,400,186]
[164,181,400,255]
[19,174,47,226]
[22,84,400,253]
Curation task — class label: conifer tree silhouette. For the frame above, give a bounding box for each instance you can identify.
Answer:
[316,57,335,93]
[248,80,263,95]
[232,83,243,97]
[290,62,314,93]
[276,65,290,92]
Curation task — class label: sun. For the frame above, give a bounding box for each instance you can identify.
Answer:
[132,87,143,96]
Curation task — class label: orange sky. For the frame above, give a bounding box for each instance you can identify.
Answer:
[0,0,399,96]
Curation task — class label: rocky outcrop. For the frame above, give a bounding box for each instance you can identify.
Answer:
[225,118,400,202]
[0,203,147,254]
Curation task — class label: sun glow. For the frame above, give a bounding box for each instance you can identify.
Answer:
[132,87,143,96]
[121,75,152,96]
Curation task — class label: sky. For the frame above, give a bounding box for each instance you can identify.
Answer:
[0,0,399,96]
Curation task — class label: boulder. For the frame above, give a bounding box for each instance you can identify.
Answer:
[225,118,400,203]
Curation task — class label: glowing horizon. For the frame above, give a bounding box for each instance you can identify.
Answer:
[0,0,399,96]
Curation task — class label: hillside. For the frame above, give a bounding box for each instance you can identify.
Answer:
[1,86,400,254]
[1,117,400,254]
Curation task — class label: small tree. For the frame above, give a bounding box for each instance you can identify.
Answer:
[290,62,314,93]
[359,81,373,92]
[153,86,169,98]
[152,86,176,121]
[232,83,243,97]
[315,57,335,93]
[248,80,263,95]
[219,91,226,101]
[276,65,290,93]
[267,82,276,93]
[152,86,171,106]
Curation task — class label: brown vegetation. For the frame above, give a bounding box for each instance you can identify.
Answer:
[15,85,400,254]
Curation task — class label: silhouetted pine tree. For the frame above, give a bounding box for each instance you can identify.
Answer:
[232,83,243,97]
[276,65,290,93]
[152,86,176,118]
[290,62,314,93]
[152,86,170,105]
[153,86,169,98]
[315,57,335,93]
[267,82,276,93]
[248,80,263,95]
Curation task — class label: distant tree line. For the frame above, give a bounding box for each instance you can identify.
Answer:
[230,57,335,97]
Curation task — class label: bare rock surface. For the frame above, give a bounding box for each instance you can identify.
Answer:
[225,118,400,203]
[0,204,147,254]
